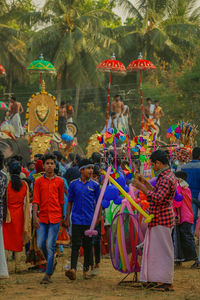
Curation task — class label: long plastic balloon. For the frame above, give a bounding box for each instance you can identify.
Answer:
[85,166,111,237]
[117,216,126,272]
[101,170,154,223]
[120,212,131,272]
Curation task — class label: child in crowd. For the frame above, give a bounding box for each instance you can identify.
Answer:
[65,159,100,280]
[173,171,199,268]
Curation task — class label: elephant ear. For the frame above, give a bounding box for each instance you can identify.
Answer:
[4,138,31,164]
[0,141,13,158]
[14,138,31,164]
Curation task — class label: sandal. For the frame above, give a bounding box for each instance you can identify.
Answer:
[40,276,52,284]
[151,284,174,292]
[142,282,157,289]
[83,271,92,280]
[65,269,76,280]
[191,262,200,269]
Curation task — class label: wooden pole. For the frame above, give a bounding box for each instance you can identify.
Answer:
[106,71,112,129]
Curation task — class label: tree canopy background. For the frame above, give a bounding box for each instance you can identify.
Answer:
[1,0,200,149]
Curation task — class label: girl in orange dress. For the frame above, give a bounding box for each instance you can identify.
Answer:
[3,161,31,272]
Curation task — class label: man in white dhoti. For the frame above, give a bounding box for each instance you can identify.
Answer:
[111,95,124,130]
[9,96,24,138]
[132,150,177,291]
[120,104,131,133]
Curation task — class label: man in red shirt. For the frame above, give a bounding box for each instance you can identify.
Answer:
[32,154,65,284]
[133,150,177,291]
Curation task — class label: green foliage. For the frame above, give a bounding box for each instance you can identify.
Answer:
[77,102,105,149]
[1,0,200,150]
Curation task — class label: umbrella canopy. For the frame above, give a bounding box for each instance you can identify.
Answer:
[27,54,56,74]
[126,59,156,71]
[97,55,126,128]
[97,59,126,74]
[27,60,56,73]
[0,101,8,109]
[0,64,6,76]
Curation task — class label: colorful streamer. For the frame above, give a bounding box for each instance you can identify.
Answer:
[101,170,154,223]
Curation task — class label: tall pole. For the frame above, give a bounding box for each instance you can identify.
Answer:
[106,71,112,129]
[140,70,143,134]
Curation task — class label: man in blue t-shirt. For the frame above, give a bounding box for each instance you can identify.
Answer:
[182,147,200,233]
[65,159,101,280]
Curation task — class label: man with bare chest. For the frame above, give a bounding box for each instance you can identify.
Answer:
[110,95,124,130]
[9,96,24,138]
[111,95,124,115]
[58,101,67,135]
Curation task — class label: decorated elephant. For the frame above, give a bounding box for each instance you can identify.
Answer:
[0,136,30,163]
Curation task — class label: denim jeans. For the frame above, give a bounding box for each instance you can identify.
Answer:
[37,222,60,275]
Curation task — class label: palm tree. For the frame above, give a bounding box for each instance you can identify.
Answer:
[0,1,30,93]
[28,0,118,117]
[114,0,200,64]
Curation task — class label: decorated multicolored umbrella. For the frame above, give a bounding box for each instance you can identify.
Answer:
[126,53,156,134]
[97,54,126,128]
[0,64,6,77]
[27,54,56,84]
[0,101,8,109]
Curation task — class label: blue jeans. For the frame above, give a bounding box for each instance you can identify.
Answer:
[37,222,60,275]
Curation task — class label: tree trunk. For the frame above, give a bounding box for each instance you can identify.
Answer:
[74,84,80,121]
[8,70,12,94]
[56,74,62,106]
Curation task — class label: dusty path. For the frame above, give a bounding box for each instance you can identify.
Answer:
[0,248,200,300]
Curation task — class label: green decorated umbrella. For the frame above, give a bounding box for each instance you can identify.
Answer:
[27,54,56,84]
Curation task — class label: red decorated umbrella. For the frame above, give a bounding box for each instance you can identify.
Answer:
[0,64,6,77]
[126,53,156,134]
[97,54,126,128]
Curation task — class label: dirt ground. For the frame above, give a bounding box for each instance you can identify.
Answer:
[1,248,200,300]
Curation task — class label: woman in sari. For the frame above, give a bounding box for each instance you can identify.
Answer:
[3,161,31,273]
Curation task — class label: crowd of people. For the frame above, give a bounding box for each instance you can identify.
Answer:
[102,95,164,136]
[0,144,200,291]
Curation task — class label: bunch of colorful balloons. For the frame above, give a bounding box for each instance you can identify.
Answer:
[102,172,129,208]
